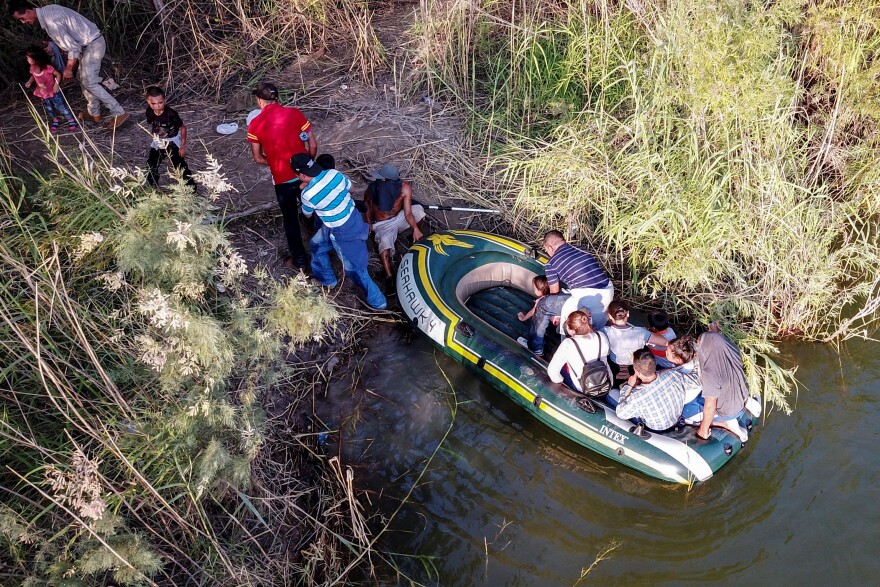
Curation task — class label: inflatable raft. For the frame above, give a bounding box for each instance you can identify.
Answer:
[396,229,758,484]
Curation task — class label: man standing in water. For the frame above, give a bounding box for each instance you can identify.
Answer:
[247,82,316,270]
[10,1,129,129]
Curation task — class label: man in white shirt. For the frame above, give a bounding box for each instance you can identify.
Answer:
[11,1,128,128]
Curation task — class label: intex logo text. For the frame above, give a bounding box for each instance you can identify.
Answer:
[600,425,626,444]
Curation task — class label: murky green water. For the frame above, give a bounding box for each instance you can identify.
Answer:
[318,329,879,585]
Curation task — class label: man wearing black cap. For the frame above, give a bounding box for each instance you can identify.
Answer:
[247,81,317,269]
[290,153,387,310]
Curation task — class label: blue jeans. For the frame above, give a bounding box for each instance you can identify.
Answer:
[43,94,73,121]
[309,222,387,310]
[528,293,570,353]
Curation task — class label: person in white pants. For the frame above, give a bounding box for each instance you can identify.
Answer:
[11,1,128,128]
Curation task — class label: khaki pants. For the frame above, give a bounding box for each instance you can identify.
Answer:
[78,36,124,116]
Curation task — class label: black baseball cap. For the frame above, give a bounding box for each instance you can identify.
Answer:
[253,82,279,101]
[290,153,324,177]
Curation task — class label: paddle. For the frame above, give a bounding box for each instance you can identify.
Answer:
[423,204,501,214]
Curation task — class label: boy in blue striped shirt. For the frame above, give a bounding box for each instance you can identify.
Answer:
[291,154,387,310]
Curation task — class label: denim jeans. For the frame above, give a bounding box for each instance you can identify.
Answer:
[527,293,570,353]
[309,223,387,310]
[42,94,73,121]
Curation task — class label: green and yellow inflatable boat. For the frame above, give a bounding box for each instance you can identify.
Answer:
[397,229,756,484]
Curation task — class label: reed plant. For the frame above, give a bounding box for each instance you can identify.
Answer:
[0,128,406,584]
[1,0,387,94]
[410,0,880,411]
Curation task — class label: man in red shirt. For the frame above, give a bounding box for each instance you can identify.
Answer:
[247,82,317,269]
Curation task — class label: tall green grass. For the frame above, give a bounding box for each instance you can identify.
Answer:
[411,0,880,411]
[0,135,397,584]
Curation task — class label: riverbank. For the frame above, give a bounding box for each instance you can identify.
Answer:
[0,2,515,584]
[2,0,879,584]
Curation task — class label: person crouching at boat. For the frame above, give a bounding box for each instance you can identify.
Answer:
[523,230,613,356]
[664,329,751,442]
[546,311,612,392]
[615,349,686,431]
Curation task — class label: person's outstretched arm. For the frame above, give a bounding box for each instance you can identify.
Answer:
[179,124,188,158]
[402,182,422,241]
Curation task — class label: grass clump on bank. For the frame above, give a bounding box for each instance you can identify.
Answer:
[411,0,880,411]
[0,134,400,584]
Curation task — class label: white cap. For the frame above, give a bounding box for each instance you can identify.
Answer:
[246,109,262,127]
[216,122,239,135]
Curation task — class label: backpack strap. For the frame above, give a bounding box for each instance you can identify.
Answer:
[573,335,603,365]
[572,337,588,366]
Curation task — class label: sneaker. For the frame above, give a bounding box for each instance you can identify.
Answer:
[285,255,308,270]
[723,420,749,443]
[66,119,78,131]
[745,396,762,418]
[49,118,59,132]
[516,337,543,356]
[309,277,337,288]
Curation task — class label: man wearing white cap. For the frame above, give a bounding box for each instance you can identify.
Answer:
[364,163,425,292]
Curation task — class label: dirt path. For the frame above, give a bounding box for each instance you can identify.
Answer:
[0,2,507,308]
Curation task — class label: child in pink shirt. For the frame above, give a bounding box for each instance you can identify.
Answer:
[24,46,77,132]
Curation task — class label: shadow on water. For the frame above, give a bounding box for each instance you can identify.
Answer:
[314,328,880,586]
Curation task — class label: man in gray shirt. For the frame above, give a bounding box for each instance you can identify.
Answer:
[11,1,128,128]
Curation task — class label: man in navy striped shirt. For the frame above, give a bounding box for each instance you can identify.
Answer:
[291,154,387,310]
[522,230,614,355]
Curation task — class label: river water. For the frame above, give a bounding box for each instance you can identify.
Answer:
[318,328,878,585]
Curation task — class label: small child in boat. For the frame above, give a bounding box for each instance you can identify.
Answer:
[601,300,670,381]
[647,310,677,369]
[517,275,550,322]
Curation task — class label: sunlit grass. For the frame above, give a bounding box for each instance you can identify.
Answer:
[410,0,880,411]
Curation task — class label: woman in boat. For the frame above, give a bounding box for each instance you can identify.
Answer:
[546,310,612,392]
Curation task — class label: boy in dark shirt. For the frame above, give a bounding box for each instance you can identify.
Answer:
[144,86,195,189]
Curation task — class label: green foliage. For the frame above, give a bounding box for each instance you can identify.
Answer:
[413,0,880,411]
[805,1,880,138]
[411,0,643,137]
[265,273,339,345]
[0,140,339,584]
